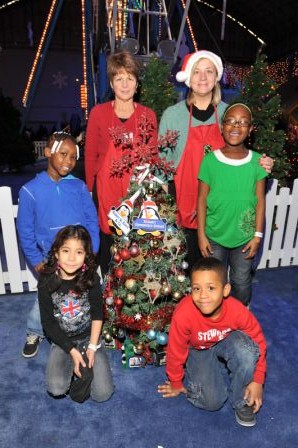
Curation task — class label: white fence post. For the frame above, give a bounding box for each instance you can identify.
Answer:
[258,179,298,269]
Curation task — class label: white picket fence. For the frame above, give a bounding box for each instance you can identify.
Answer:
[33,141,47,160]
[0,179,297,294]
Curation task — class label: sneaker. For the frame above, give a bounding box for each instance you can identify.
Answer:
[235,404,256,427]
[22,335,41,358]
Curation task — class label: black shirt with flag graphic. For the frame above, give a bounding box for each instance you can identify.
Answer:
[38,273,102,353]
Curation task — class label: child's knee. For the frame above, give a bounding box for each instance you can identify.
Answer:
[91,387,114,403]
[187,382,227,411]
[47,378,69,397]
[232,332,260,364]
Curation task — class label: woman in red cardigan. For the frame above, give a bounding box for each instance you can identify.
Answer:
[85,51,157,278]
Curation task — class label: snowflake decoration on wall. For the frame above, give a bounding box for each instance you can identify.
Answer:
[52,71,68,89]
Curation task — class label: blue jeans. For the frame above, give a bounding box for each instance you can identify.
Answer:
[46,338,114,402]
[186,331,260,411]
[27,295,44,338]
[209,239,253,306]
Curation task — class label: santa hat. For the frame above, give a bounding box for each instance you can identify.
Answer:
[142,199,158,211]
[120,199,133,212]
[176,50,223,86]
[119,189,141,212]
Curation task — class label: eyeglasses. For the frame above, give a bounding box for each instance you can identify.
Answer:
[223,118,252,127]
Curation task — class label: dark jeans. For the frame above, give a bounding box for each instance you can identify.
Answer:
[209,239,253,306]
[46,337,114,402]
[186,331,260,411]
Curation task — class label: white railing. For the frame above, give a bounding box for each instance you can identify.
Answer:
[33,141,47,160]
[0,180,297,294]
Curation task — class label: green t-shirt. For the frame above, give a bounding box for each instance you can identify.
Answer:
[198,150,268,248]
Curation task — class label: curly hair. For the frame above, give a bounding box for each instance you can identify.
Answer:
[39,225,98,294]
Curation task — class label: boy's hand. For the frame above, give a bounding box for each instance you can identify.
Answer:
[242,237,261,259]
[157,380,186,398]
[69,347,86,378]
[244,381,263,413]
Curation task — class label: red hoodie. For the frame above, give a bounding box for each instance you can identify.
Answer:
[166,295,266,389]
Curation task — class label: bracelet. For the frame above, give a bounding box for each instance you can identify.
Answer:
[88,342,101,352]
[254,232,263,238]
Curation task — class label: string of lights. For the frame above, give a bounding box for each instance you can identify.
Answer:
[224,55,297,88]
[0,0,21,10]
[22,0,58,107]
[80,0,88,118]
[180,0,198,51]
[195,0,265,45]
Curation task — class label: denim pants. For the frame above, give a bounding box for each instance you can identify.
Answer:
[186,331,260,411]
[27,295,45,338]
[46,338,114,402]
[209,239,253,306]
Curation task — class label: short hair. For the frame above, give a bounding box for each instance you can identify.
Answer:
[222,103,253,123]
[107,51,140,82]
[191,257,228,284]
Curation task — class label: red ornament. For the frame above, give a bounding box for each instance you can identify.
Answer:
[114,252,121,263]
[114,297,123,308]
[149,289,158,300]
[114,267,124,278]
[120,248,131,261]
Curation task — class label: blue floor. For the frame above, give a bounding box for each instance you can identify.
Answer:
[0,267,298,448]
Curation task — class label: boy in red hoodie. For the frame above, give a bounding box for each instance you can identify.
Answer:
[158,257,266,427]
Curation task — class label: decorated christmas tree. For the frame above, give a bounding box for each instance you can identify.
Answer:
[238,51,290,185]
[139,56,177,122]
[102,115,190,366]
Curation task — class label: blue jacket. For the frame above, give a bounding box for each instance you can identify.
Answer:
[16,171,100,267]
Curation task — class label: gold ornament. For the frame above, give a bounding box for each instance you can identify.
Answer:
[104,333,113,343]
[134,342,145,354]
[177,274,186,283]
[173,291,182,301]
[125,278,136,290]
[125,293,136,304]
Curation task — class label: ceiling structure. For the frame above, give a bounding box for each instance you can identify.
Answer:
[0,0,297,66]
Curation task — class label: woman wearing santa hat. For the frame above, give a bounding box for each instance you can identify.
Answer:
[159,50,273,269]
[85,51,157,278]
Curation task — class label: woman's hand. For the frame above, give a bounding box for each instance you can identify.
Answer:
[69,347,86,378]
[259,154,274,173]
[157,380,187,398]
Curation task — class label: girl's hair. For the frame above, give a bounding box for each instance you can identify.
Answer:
[46,132,79,160]
[222,102,253,122]
[107,51,140,82]
[186,59,222,106]
[39,225,97,294]
[191,257,228,285]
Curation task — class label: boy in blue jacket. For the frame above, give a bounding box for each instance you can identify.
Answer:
[17,131,100,358]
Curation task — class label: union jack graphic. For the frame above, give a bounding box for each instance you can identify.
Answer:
[61,297,81,319]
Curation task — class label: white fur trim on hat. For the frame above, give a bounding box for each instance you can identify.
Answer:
[176,50,223,87]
